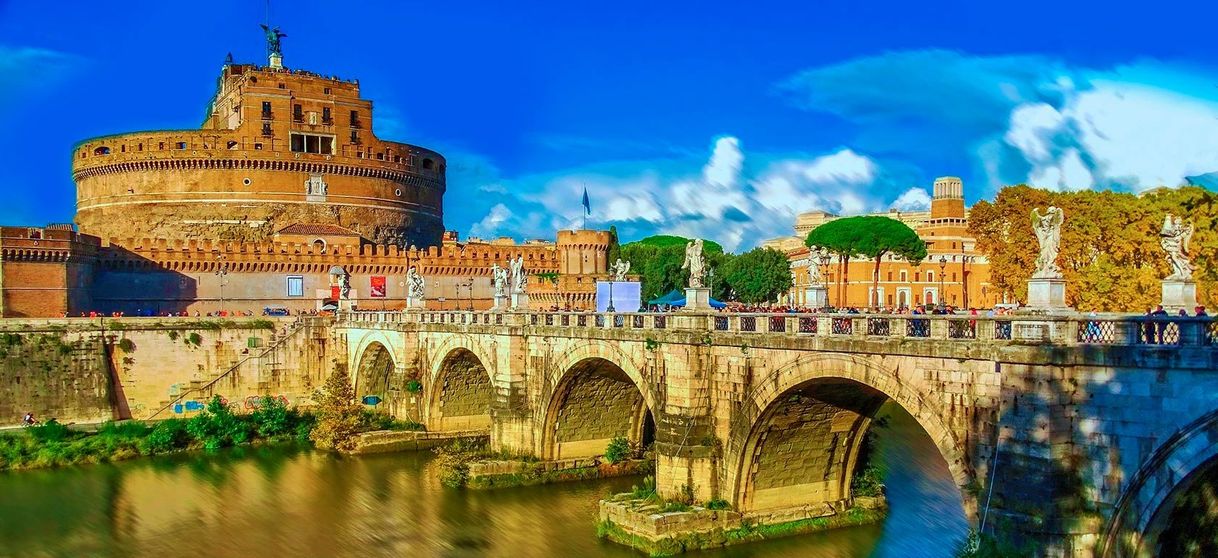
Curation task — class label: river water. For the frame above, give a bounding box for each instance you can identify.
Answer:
[0,405,967,558]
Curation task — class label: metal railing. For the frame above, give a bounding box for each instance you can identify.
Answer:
[337,310,1216,348]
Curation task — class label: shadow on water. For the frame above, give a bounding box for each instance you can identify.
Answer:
[0,412,964,558]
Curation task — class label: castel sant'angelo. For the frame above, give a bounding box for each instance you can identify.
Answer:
[0,32,612,317]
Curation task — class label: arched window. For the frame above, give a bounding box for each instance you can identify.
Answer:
[93,146,111,156]
[422,158,435,170]
[313,239,327,253]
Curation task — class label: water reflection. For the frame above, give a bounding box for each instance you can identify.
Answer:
[0,405,966,558]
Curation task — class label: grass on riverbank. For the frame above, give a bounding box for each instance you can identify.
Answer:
[0,395,422,472]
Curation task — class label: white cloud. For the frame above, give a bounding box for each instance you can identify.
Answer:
[0,45,80,101]
[1005,78,1218,192]
[460,138,918,251]
[890,188,932,211]
[469,203,513,238]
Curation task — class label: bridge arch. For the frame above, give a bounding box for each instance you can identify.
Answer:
[540,343,658,461]
[352,340,396,404]
[426,347,495,431]
[728,353,974,517]
[1099,409,1218,557]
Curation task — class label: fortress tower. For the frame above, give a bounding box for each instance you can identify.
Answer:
[72,51,445,248]
[930,176,965,220]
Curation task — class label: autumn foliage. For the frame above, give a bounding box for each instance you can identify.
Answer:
[968,185,1216,312]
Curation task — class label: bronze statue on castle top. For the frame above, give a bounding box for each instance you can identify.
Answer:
[260,24,286,56]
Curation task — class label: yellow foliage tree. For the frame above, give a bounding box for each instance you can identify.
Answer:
[969,185,1216,312]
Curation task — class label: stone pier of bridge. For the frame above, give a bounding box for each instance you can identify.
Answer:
[337,310,1218,557]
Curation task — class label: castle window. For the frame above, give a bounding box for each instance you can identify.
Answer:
[290,132,334,155]
[278,83,285,89]
[120,145,126,153]
[261,101,272,118]
[886,271,892,282]
[227,140,239,150]
[349,110,360,127]
[93,146,110,155]
[158,142,165,150]
[176,142,187,150]
[394,189,402,197]
[254,143,263,150]
[323,87,331,95]
[262,122,273,136]
[422,158,434,170]
[393,155,401,163]
[322,107,332,124]
[312,239,327,253]
[376,152,384,160]
[286,276,304,297]
[138,143,143,151]
[292,104,303,122]
[350,130,360,145]
[900,270,908,282]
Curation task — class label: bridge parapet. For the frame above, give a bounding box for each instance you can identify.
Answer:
[337,310,1216,350]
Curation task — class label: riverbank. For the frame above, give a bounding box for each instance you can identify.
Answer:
[0,395,422,472]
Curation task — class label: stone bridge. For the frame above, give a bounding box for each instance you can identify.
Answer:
[336,309,1218,557]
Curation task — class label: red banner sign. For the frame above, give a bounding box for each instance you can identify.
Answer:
[370,276,386,298]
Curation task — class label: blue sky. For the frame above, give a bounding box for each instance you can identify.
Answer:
[2,0,1217,250]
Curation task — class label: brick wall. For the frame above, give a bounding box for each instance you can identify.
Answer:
[555,367,642,459]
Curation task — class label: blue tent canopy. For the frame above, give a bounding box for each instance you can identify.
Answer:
[670,296,727,309]
[648,290,684,305]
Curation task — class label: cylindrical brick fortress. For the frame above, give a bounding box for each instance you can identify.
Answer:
[72,63,445,247]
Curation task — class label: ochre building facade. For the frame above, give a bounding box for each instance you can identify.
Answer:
[765,177,998,309]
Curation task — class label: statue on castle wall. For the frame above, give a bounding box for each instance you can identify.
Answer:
[407,266,425,300]
[491,263,508,298]
[305,174,327,197]
[509,255,526,294]
[1160,214,1194,281]
[260,25,287,56]
[609,258,631,282]
[1031,206,1064,279]
[682,239,706,289]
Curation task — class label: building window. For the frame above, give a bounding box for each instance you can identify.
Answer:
[227,140,239,149]
[900,270,908,282]
[322,107,332,124]
[293,104,303,122]
[158,142,165,150]
[278,83,286,89]
[176,142,187,150]
[262,122,273,136]
[286,276,304,297]
[350,130,360,144]
[927,271,935,283]
[262,101,272,118]
[93,146,110,155]
[138,143,143,151]
[349,110,360,127]
[323,87,331,95]
[422,158,434,170]
[886,271,892,282]
[376,152,384,160]
[254,143,263,150]
[290,132,334,154]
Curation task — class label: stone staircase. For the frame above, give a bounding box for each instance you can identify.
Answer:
[144,318,309,420]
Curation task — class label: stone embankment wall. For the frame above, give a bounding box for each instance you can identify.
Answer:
[0,317,337,426]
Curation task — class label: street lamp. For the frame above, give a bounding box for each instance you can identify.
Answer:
[215,256,229,314]
[937,255,947,308]
[961,254,972,309]
[818,251,831,310]
[607,278,616,313]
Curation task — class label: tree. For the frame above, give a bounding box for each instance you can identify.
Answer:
[805,218,867,308]
[607,225,621,266]
[620,235,728,302]
[968,184,1216,311]
[723,248,793,303]
[310,367,363,452]
[851,216,927,308]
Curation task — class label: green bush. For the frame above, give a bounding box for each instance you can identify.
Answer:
[358,409,424,432]
[705,499,731,510]
[28,420,72,443]
[405,379,423,393]
[139,419,190,454]
[187,332,203,346]
[98,421,151,440]
[118,338,135,352]
[186,396,252,450]
[630,475,658,500]
[250,396,292,438]
[604,435,631,464]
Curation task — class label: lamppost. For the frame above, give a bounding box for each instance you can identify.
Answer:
[961,254,972,309]
[215,255,229,314]
[607,278,616,313]
[937,255,947,308]
[818,252,831,310]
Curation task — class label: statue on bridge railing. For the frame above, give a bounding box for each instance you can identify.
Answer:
[682,239,706,288]
[406,266,425,300]
[1160,214,1194,281]
[1031,206,1064,279]
[491,263,509,298]
[509,255,526,294]
[609,258,631,282]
